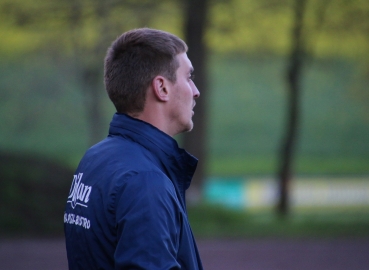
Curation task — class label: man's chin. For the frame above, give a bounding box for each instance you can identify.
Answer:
[187,122,194,132]
[182,121,194,134]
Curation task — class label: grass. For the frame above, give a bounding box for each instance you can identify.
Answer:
[206,54,369,175]
[208,155,369,176]
[0,54,368,175]
[188,204,369,239]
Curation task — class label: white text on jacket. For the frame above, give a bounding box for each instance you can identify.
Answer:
[67,173,92,209]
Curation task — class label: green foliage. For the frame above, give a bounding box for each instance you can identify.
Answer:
[207,54,369,174]
[205,0,369,58]
[0,152,73,237]
[1,54,368,174]
[188,204,252,237]
[0,0,368,176]
[1,0,368,239]
[0,56,95,166]
[1,0,368,58]
[188,204,369,238]
[0,0,183,57]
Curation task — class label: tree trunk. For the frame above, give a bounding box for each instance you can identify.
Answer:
[277,0,307,217]
[81,0,113,146]
[183,0,209,203]
[82,66,105,146]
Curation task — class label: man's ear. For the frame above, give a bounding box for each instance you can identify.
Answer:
[152,75,170,102]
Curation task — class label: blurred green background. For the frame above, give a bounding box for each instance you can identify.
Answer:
[0,0,368,238]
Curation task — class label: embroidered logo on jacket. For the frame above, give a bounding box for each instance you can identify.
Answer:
[67,173,92,209]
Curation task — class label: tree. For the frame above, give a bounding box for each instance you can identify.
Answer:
[66,0,112,146]
[276,0,308,216]
[0,0,176,147]
[183,0,210,203]
[276,0,369,216]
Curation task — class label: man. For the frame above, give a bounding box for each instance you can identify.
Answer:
[64,28,203,270]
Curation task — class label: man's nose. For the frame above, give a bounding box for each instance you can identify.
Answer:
[193,84,200,98]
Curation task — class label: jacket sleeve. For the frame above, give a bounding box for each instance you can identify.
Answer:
[113,171,182,270]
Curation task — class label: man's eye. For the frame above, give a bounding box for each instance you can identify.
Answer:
[189,74,195,81]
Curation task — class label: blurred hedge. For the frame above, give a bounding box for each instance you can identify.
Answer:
[0,152,73,237]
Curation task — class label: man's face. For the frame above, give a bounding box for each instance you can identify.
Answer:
[168,53,200,136]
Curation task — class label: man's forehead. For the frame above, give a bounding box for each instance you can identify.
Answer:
[177,53,193,72]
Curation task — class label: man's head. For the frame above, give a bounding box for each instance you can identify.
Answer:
[104,28,188,115]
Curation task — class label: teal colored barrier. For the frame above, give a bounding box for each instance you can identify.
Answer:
[204,177,245,209]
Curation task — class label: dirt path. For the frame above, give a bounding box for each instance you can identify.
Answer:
[1,238,368,269]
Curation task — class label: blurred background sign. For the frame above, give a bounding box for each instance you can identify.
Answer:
[205,177,369,209]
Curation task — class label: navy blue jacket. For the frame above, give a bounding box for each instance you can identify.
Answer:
[64,113,203,270]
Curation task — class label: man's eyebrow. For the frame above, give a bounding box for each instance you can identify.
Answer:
[189,67,194,73]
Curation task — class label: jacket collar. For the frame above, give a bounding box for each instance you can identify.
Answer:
[109,113,198,194]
